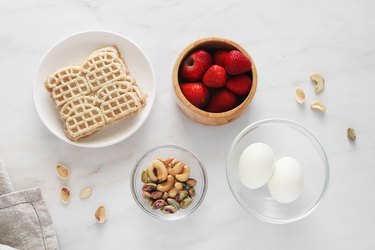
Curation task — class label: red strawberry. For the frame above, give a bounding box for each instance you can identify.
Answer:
[202,65,227,88]
[180,82,209,109]
[214,50,228,67]
[206,89,237,113]
[180,50,213,81]
[224,50,251,75]
[226,74,252,96]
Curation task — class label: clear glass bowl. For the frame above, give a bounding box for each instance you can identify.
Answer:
[226,119,329,224]
[131,145,208,220]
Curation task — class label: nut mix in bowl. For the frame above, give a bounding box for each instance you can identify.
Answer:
[173,37,258,125]
[131,145,207,220]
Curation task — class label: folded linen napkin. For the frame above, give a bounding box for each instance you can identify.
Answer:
[0,158,59,250]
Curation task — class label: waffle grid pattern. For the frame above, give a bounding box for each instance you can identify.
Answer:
[44,46,147,141]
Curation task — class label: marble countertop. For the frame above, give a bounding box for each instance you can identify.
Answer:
[1,0,374,249]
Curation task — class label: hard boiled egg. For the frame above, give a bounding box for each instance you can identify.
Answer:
[239,143,275,189]
[268,157,304,203]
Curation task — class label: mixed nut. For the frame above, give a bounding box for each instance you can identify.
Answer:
[141,157,197,214]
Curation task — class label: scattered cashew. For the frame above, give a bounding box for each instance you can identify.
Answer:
[167,161,184,176]
[310,100,326,112]
[157,175,175,192]
[175,166,190,182]
[310,73,325,93]
[147,160,168,183]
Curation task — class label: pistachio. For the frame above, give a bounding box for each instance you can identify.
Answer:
[174,182,183,190]
[295,87,306,104]
[142,191,151,199]
[79,186,93,200]
[347,127,356,142]
[180,197,193,209]
[310,73,325,93]
[161,205,177,214]
[157,175,175,192]
[168,188,179,198]
[141,170,148,183]
[150,191,163,199]
[60,186,71,204]
[310,100,326,112]
[167,198,180,210]
[153,199,167,209]
[188,187,196,197]
[182,183,190,190]
[185,178,197,187]
[55,163,70,180]
[175,190,189,202]
[148,199,156,207]
[142,183,157,192]
[162,192,169,200]
[95,205,107,223]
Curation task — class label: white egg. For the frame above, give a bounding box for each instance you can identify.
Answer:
[268,157,304,203]
[238,143,275,189]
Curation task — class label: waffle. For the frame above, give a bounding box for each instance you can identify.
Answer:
[81,46,133,92]
[45,65,90,107]
[44,46,147,141]
[61,96,105,141]
[95,81,142,123]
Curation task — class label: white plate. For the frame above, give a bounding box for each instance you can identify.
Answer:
[34,31,156,148]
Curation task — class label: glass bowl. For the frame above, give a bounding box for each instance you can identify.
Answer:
[131,145,208,220]
[226,119,329,224]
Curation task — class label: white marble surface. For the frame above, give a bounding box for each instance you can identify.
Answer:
[0,0,374,249]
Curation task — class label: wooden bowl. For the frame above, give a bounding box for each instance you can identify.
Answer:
[172,37,258,125]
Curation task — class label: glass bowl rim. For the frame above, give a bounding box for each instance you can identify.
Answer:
[130,144,208,220]
[226,118,330,224]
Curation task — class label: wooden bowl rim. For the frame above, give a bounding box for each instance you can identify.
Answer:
[172,37,258,118]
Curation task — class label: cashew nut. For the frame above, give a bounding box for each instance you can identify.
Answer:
[167,161,184,176]
[310,100,326,112]
[175,165,190,182]
[295,87,305,104]
[157,175,175,192]
[310,73,324,93]
[158,157,174,166]
[147,160,168,183]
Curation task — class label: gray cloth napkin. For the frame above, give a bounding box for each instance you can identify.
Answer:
[0,159,59,250]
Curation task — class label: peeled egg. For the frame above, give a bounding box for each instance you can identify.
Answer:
[268,157,304,203]
[239,143,275,189]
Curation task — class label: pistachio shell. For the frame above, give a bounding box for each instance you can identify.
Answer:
[95,205,107,223]
[295,87,306,104]
[79,186,93,199]
[55,163,70,180]
[60,186,71,204]
[347,127,356,142]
